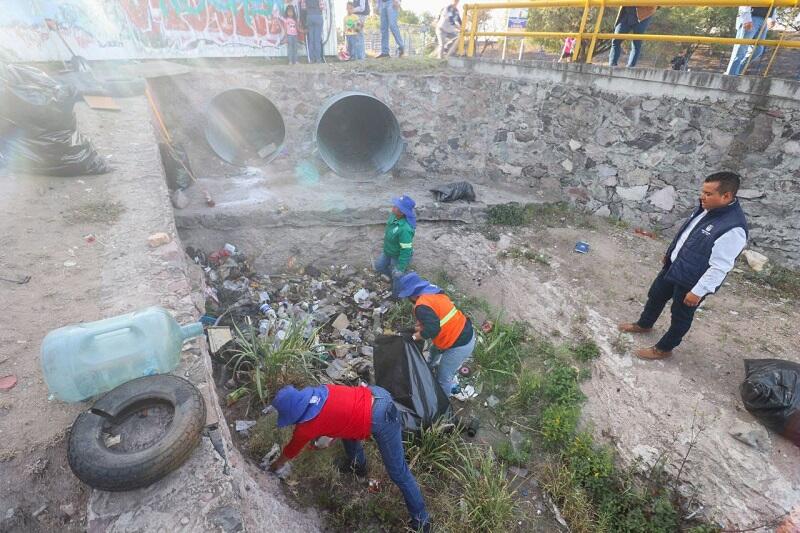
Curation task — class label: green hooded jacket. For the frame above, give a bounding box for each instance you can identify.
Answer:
[382,214,415,271]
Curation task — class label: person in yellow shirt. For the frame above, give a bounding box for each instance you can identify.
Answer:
[343,2,362,61]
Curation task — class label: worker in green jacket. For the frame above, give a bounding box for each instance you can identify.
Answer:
[375,195,416,296]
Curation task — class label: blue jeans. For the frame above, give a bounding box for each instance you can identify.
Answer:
[346,34,359,59]
[287,35,298,64]
[379,1,404,55]
[429,330,476,396]
[635,268,699,352]
[609,16,653,67]
[306,12,324,63]
[374,253,407,296]
[726,16,765,76]
[356,16,366,59]
[342,386,429,526]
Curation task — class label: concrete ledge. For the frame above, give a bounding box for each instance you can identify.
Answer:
[449,57,800,105]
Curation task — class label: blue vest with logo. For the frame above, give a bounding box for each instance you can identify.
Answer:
[664,199,748,290]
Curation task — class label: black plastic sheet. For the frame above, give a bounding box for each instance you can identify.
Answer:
[740,358,800,447]
[430,181,476,203]
[374,335,451,432]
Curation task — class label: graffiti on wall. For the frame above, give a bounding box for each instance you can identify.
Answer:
[0,0,335,62]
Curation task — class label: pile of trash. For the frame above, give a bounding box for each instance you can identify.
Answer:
[188,244,403,386]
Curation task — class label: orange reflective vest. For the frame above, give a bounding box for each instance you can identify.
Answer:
[414,293,467,350]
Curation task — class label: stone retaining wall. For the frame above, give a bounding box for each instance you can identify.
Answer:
[152,61,800,266]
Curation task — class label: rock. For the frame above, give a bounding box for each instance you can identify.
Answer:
[596,164,617,179]
[331,313,350,331]
[710,130,734,150]
[622,168,651,186]
[59,504,75,518]
[180,516,190,525]
[641,99,659,112]
[617,185,649,202]
[640,150,666,168]
[626,133,662,150]
[595,126,619,147]
[601,176,618,187]
[360,346,373,357]
[561,159,573,172]
[568,139,582,151]
[742,250,768,272]
[485,395,500,408]
[648,186,675,211]
[783,140,800,155]
[147,232,171,248]
[730,423,771,453]
[171,189,190,209]
[594,205,611,217]
[737,189,765,200]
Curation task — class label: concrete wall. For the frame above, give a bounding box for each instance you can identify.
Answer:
[152,61,800,267]
[0,0,337,62]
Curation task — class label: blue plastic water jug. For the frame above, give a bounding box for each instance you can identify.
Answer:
[40,307,204,402]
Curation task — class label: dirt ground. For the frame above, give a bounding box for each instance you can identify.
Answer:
[411,215,800,529]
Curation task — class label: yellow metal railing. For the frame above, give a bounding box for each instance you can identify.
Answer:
[457,0,800,76]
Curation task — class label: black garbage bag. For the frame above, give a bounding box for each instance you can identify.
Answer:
[430,181,476,203]
[0,63,108,176]
[740,359,800,447]
[1,129,109,176]
[374,335,451,432]
[0,63,77,134]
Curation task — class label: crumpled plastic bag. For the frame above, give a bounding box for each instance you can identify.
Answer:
[740,358,800,447]
[430,181,476,203]
[0,63,108,176]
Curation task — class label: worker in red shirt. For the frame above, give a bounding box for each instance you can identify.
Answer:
[397,272,476,396]
[268,384,430,531]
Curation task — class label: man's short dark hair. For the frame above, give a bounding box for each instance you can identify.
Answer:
[705,171,740,196]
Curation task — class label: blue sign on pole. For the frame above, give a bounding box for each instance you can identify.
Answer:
[507,8,528,31]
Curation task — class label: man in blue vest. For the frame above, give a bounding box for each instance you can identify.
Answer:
[619,172,748,360]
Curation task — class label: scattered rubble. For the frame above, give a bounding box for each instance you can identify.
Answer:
[187,245,407,391]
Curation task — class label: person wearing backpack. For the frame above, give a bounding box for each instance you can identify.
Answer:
[435,0,462,58]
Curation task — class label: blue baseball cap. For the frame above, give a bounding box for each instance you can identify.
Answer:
[396,272,442,298]
[271,385,329,427]
[392,195,417,229]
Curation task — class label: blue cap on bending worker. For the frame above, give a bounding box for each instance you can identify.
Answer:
[396,272,442,299]
[271,385,329,427]
[392,195,417,229]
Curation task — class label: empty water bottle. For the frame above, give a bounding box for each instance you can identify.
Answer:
[41,307,204,402]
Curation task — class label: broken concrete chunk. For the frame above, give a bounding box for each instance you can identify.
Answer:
[147,232,171,248]
[331,313,350,331]
[104,434,121,448]
[742,250,768,272]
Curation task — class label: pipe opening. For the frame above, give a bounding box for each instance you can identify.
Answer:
[205,88,286,166]
[315,92,402,176]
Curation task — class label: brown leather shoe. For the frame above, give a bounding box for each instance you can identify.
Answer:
[618,322,652,334]
[635,346,672,360]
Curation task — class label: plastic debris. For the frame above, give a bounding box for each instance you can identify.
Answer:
[104,434,121,448]
[235,420,257,436]
[0,375,18,391]
[453,385,477,402]
[574,241,590,254]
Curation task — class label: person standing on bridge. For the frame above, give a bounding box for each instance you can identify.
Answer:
[376,0,405,58]
[375,195,416,296]
[350,0,370,59]
[435,0,462,59]
[301,0,325,63]
[725,6,776,76]
[618,172,748,360]
[398,272,476,396]
[608,6,657,68]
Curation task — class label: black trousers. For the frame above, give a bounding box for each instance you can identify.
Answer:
[636,268,699,352]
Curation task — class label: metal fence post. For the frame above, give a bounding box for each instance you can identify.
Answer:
[586,0,606,63]
[572,0,593,60]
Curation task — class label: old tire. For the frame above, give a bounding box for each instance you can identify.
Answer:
[67,374,206,491]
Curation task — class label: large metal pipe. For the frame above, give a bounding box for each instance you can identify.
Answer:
[205,88,286,166]
[315,92,403,177]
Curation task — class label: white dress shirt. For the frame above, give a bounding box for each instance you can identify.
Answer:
[671,210,747,297]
